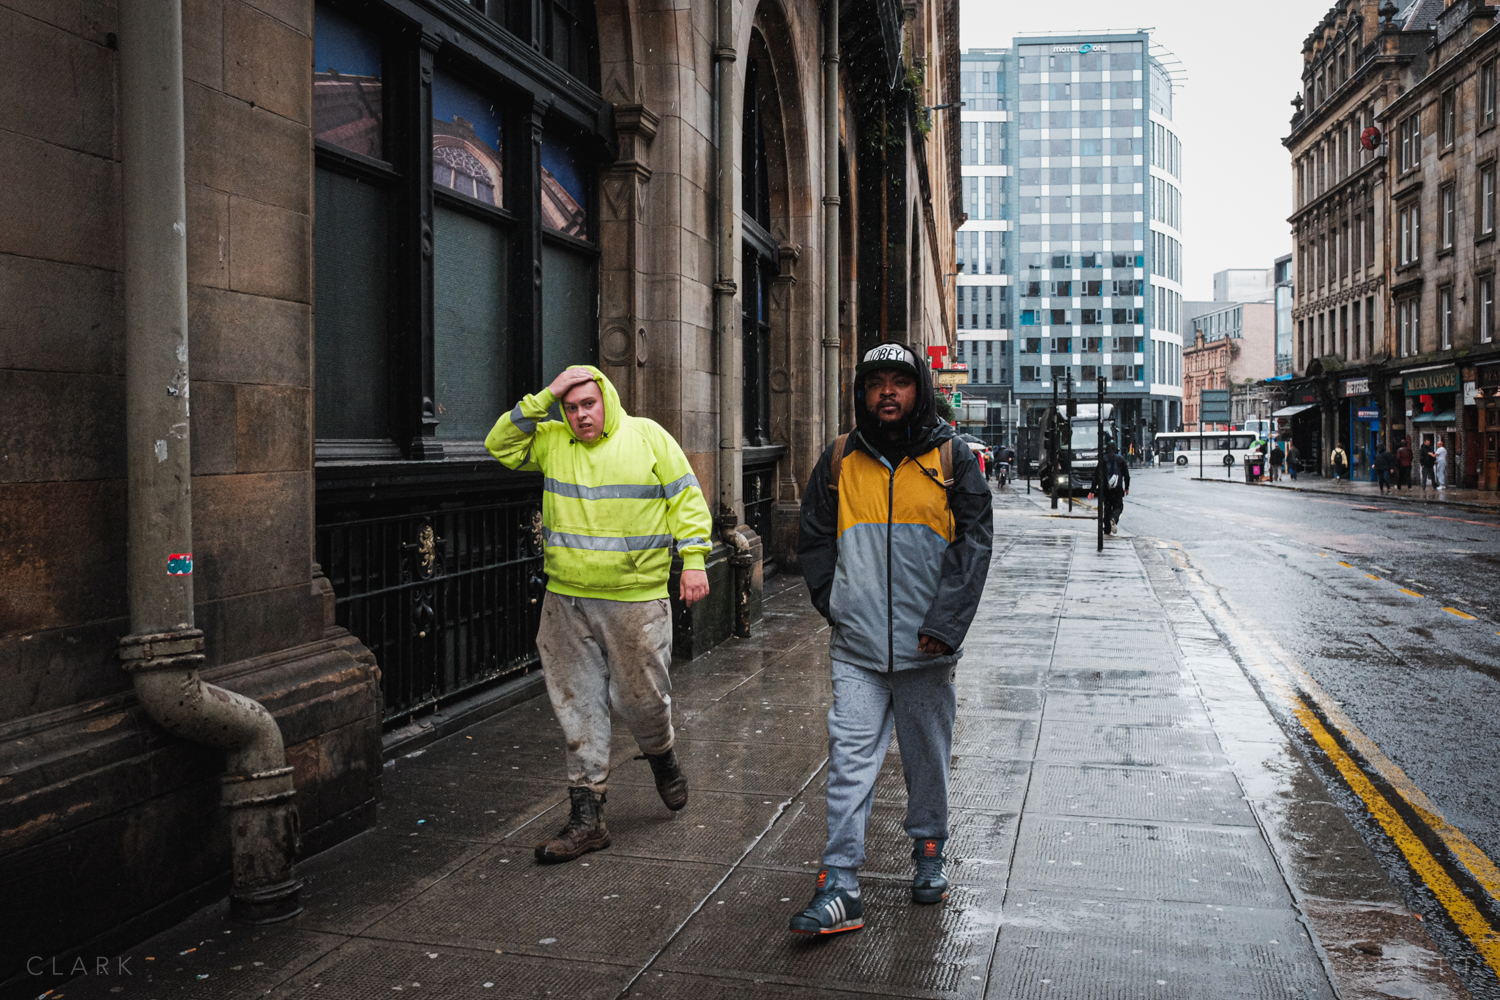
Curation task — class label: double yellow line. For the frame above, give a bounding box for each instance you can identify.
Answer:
[1169,543,1500,983]
[1294,700,1500,969]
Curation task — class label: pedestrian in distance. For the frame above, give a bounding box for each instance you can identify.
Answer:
[794,342,994,936]
[1435,440,1449,489]
[1396,438,1413,490]
[1286,441,1300,481]
[486,365,714,863]
[1373,444,1394,494]
[1088,442,1131,534]
[1331,444,1349,482]
[1419,438,1437,491]
[1269,442,1285,482]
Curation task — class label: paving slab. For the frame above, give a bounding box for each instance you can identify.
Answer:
[986,891,1338,1000]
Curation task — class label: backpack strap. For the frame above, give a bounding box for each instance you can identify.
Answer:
[939,439,954,487]
[827,433,851,494]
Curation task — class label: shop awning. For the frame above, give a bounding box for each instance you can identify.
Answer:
[1411,409,1457,423]
[1271,404,1316,417]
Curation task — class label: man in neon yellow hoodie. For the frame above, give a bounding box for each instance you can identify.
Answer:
[487,365,714,862]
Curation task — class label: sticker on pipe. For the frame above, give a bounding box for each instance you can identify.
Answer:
[167,553,194,575]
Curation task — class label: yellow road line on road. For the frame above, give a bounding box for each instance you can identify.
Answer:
[1445,607,1478,620]
[1164,542,1500,911]
[1400,588,1425,598]
[1295,701,1500,980]
[1366,574,1381,581]
[1337,560,1354,567]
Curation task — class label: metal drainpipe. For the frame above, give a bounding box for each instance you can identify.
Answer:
[116,0,302,923]
[822,0,841,442]
[715,0,753,636]
[715,0,739,518]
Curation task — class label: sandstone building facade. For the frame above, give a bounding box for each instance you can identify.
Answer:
[0,0,961,981]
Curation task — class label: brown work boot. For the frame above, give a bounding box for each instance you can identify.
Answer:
[534,786,610,863]
[638,748,689,811]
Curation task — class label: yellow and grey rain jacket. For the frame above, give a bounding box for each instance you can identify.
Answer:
[485,367,713,602]
[798,373,993,673]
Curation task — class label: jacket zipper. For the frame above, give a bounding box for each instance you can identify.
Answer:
[886,459,896,672]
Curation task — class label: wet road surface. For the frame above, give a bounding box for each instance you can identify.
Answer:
[1120,466,1500,995]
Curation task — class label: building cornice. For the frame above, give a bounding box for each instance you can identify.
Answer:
[1288,156,1385,225]
[1292,273,1386,320]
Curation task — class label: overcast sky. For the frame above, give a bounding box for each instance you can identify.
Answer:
[963,0,1316,299]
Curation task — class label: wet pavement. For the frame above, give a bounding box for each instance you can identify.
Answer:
[39,482,1481,1000]
[1186,467,1500,514]
[1125,466,1500,997]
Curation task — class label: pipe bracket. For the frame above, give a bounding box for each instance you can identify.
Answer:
[119,628,207,672]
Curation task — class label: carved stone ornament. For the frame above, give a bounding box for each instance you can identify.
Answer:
[769,367,791,393]
[601,326,633,366]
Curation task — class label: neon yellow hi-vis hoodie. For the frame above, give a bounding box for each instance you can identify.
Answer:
[485,367,714,602]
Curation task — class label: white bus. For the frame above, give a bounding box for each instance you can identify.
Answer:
[1154,431,1263,469]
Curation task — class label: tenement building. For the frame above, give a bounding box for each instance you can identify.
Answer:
[1001,31,1185,458]
[1182,301,1276,430]
[1376,0,1500,489]
[1284,0,1426,478]
[0,0,961,982]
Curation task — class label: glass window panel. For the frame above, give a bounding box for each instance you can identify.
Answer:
[432,73,503,206]
[542,243,597,385]
[313,4,383,159]
[542,138,590,238]
[433,206,509,440]
[315,170,389,439]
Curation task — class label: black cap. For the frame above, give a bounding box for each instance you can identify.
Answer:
[855,342,921,382]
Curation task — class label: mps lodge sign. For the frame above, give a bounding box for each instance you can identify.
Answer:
[1404,367,1459,396]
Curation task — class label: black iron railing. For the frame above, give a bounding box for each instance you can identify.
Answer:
[316,494,544,724]
[743,446,784,570]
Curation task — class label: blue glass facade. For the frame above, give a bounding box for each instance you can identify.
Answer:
[958,33,1186,450]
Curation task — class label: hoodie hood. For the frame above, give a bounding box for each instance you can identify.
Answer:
[852,340,950,456]
[555,365,624,444]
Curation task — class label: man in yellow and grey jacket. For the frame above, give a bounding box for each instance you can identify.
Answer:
[790,342,993,935]
[486,365,713,863]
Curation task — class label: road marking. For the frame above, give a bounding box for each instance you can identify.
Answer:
[1445,607,1478,620]
[1366,574,1381,581]
[1163,543,1500,916]
[1399,588,1425,598]
[1294,700,1500,979]
[1337,561,1353,568]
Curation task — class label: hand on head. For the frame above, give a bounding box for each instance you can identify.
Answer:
[548,366,596,400]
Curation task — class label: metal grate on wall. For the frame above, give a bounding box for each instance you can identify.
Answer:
[316,493,545,724]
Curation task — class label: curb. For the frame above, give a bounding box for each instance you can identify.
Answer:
[1189,476,1500,516]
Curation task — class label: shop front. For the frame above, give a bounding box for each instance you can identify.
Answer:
[1341,375,1376,481]
[1403,365,1460,485]
[1479,362,1500,490]
[1272,384,1322,475]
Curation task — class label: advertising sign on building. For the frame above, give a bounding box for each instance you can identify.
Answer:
[1342,377,1370,397]
[1356,408,1379,419]
[1478,363,1500,390]
[1403,367,1459,395]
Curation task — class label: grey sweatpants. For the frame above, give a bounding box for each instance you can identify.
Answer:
[822,657,957,870]
[535,591,675,792]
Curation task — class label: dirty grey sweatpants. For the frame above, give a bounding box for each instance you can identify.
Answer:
[822,658,957,870]
[535,591,675,792]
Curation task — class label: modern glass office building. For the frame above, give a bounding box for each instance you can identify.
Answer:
[953,48,1016,448]
[958,33,1185,454]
